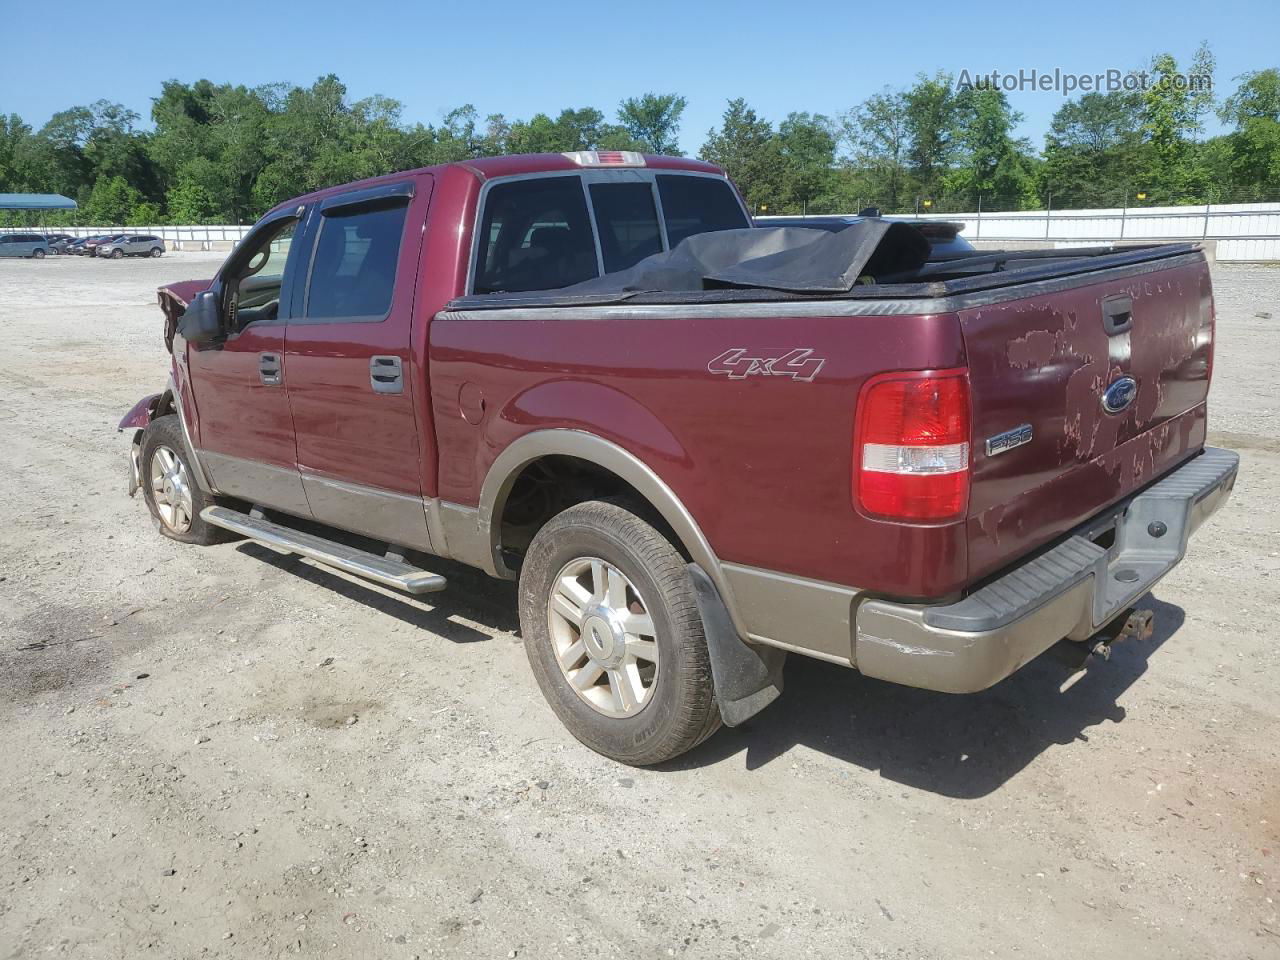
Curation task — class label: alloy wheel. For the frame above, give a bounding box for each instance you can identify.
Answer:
[149,444,193,533]
[547,557,659,717]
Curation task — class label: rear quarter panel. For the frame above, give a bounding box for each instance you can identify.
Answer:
[429,310,970,596]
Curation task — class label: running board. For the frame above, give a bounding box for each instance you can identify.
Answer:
[201,506,447,595]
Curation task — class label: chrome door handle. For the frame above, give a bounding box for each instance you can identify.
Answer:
[370,356,403,395]
[259,353,281,385]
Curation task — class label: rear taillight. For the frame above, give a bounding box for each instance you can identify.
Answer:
[854,370,971,522]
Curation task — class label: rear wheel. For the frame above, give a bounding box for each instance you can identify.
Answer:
[139,415,226,545]
[32,248,45,259]
[519,500,720,765]
[150,246,163,257]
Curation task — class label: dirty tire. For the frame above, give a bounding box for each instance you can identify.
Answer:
[519,499,721,765]
[139,415,227,546]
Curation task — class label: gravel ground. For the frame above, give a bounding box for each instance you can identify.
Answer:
[0,252,1277,959]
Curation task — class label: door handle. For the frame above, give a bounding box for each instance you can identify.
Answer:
[370,355,403,395]
[259,353,282,386]
[1101,295,1133,336]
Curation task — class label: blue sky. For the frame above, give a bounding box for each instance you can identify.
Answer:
[6,0,1275,152]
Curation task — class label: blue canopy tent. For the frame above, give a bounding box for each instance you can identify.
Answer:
[0,193,78,229]
[0,193,78,210]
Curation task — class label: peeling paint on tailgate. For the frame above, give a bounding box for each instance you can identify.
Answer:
[961,258,1213,583]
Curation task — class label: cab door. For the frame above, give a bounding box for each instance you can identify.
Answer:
[282,177,433,551]
[186,208,311,517]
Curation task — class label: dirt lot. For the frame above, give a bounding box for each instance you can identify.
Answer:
[0,251,1277,960]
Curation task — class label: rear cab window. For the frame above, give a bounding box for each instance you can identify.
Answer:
[656,175,750,247]
[474,177,598,295]
[589,182,663,273]
[471,171,748,294]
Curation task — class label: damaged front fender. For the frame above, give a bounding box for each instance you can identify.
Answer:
[119,392,163,497]
[118,392,161,433]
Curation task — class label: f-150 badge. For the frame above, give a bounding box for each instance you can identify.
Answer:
[707,348,826,382]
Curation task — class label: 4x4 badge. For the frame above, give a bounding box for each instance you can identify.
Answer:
[708,348,826,383]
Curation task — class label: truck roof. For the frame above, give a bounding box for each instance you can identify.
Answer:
[267,153,723,216]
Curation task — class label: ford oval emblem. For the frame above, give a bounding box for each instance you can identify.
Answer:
[1101,376,1138,414]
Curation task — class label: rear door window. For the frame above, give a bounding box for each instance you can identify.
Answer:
[305,202,408,320]
[473,176,599,294]
[656,175,749,247]
[589,182,663,273]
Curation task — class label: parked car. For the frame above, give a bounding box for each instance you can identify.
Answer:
[0,233,50,258]
[119,151,1237,766]
[84,234,125,257]
[98,234,166,259]
[65,237,92,255]
[47,234,79,254]
[758,212,977,258]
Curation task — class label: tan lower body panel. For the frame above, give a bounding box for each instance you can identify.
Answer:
[719,563,859,665]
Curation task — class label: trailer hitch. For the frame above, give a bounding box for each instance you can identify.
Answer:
[1049,607,1155,671]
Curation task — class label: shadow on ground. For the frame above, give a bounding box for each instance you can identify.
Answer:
[236,542,519,642]
[235,539,1184,799]
[673,595,1185,797]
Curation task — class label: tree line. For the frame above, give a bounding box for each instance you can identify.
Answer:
[1,43,1276,226]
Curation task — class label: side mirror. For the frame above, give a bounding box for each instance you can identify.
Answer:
[177,290,223,344]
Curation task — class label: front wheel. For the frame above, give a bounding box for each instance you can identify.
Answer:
[139,415,227,545]
[519,500,721,765]
[111,248,123,259]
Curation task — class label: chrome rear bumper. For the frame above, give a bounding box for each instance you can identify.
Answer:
[854,447,1239,693]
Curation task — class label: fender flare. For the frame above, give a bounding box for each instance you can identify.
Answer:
[477,428,750,641]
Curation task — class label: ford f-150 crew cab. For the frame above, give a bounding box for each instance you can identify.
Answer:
[119,150,1238,765]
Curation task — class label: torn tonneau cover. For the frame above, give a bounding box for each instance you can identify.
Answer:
[457,223,930,307]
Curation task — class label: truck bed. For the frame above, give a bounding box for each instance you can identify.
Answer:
[434,242,1213,613]
[445,242,1203,311]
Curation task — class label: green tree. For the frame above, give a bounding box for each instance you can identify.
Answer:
[1216,69,1280,198]
[946,88,1038,207]
[1139,44,1216,201]
[776,112,836,213]
[166,176,220,223]
[83,175,142,225]
[0,115,39,190]
[1041,91,1145,206]
[617,93,687,154]
[844,89,910,209]
[127,201,162,226]
[903,72,959,199]
[699,98,782,211]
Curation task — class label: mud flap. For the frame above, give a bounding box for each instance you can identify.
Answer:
[688,563,786,726]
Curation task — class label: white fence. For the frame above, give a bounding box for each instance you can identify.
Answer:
[30,201,1280,261]
[775,201,1280,262]
[35,224,252,251]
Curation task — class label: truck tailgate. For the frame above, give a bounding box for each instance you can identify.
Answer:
[962,254,1214,582]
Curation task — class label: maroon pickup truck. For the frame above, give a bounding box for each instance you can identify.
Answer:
[119,151,1237,765]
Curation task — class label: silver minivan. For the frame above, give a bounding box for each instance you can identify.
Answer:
[0,233,50,258]
[98,235,166,259]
